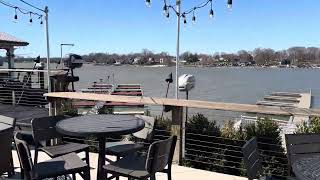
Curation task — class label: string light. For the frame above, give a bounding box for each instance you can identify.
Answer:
[163,4,168,15]
[145,0,151,7]
[192,10,196,24]
[182,13,187,24]
[227,0,232,10]
[209,9,214,18]
[209,0,214,18]
[29,12,32,23]
[14,7,18,22]
[146,0,233,25]
[0,0,44,25]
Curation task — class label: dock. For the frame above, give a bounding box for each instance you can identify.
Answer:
[257,91,312,124]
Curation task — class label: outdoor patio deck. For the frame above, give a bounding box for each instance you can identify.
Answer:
[10,150,246,180]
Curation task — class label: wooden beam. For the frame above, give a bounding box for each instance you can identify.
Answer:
[44,92,320,116]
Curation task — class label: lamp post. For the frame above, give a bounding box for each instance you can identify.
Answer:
[59,43,75,68]
[175,0,181,99]
[44,6,52,116]
[145,0,232,99]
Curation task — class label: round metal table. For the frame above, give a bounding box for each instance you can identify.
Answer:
[292,155,320,180]
[56,114,145,180]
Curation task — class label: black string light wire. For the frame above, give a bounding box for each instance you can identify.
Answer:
[0,0,43,24]
[145,0,233,24]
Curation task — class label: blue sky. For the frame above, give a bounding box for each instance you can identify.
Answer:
[0,0,320,57]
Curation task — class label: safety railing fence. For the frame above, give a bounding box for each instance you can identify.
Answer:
[59,106,293,179]
[0,70,48,107]
[45,92,320,179]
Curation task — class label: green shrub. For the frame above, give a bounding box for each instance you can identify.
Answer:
[244,117,288,178]
[296,116,320,133]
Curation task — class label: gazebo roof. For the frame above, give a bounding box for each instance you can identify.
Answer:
[0,32,29,49]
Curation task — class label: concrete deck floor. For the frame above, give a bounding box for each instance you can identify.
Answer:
[9,150,246,180]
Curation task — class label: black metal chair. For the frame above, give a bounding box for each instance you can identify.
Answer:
[31,115,90,166]
[285,133,320,176]
[105,115,155,161]
[103,135,177,180]
[242,137,283,180]
[0,115,16,177]
[14,132,91,180]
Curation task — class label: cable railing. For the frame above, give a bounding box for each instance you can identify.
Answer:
[0,71,48,107]
[44,91,320,179]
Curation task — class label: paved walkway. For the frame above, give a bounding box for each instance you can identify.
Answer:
[10,150,246,180]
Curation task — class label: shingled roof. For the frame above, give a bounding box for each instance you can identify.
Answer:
[0,32,29,49]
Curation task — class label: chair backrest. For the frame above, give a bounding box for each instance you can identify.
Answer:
[0,127,15,174]
[14,132,34,174]
[285,133,320,173]
[133,115,155,141]
[0,115,16,127]
[145,136,177,174]
[242,137,261,180]
[31,115,66,143]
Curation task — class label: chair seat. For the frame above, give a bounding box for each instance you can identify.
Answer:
[105,141,144,156]
[103,154,150,179]
[39,142,89,157]
[33,153,88,179]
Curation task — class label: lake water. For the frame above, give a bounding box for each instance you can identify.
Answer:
[72,64,320,121]
[13,63,320,124]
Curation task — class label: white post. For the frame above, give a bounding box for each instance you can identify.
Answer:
[45,6,52,116]
[175,0,181,99]
[60,44,63,69]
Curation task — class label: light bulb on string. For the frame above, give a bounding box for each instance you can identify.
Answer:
[192,11,196,24]
[13,7,18,23]
[209,0,214,18]
[227,0,232,10]
[29,12,32,24]
[145,0,151,7]
[209,9,214,18]
[40,15,43,25]
[163,4,168,16]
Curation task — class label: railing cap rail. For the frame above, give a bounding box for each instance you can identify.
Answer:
[44,92,320,117]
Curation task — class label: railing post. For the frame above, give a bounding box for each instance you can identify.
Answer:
[12,91,15,106]
[171,106,183,165]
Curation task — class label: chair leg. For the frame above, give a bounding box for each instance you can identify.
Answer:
[167,167,172,180]
[34,149,39,164]
[84,168,91,180]
[85,149,90,165]
[116,156,120,180]
[21,169,24,179]
[9,156,15,177]
[150,174,156,180]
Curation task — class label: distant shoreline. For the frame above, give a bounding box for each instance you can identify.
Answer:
[11,61,320,69]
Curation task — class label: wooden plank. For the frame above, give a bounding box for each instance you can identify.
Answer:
[44,92,320,116]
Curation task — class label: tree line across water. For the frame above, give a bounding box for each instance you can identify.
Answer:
[2,46,320,67]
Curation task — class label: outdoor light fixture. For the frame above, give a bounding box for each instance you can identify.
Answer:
[145,0,234,99]
[209,0,214,18]
[145,0,151,7]
[166,11,170,18]
[163,4,168,15]
[14,7,18,22]
[40,15,43,24]
[227,0,232,10]
[192,12,196,24]
[209,9,214,18]
[29,12,32,23]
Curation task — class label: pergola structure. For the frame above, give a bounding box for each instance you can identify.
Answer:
[0,32,29,69]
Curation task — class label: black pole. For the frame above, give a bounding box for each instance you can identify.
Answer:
[71,69,75,92]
